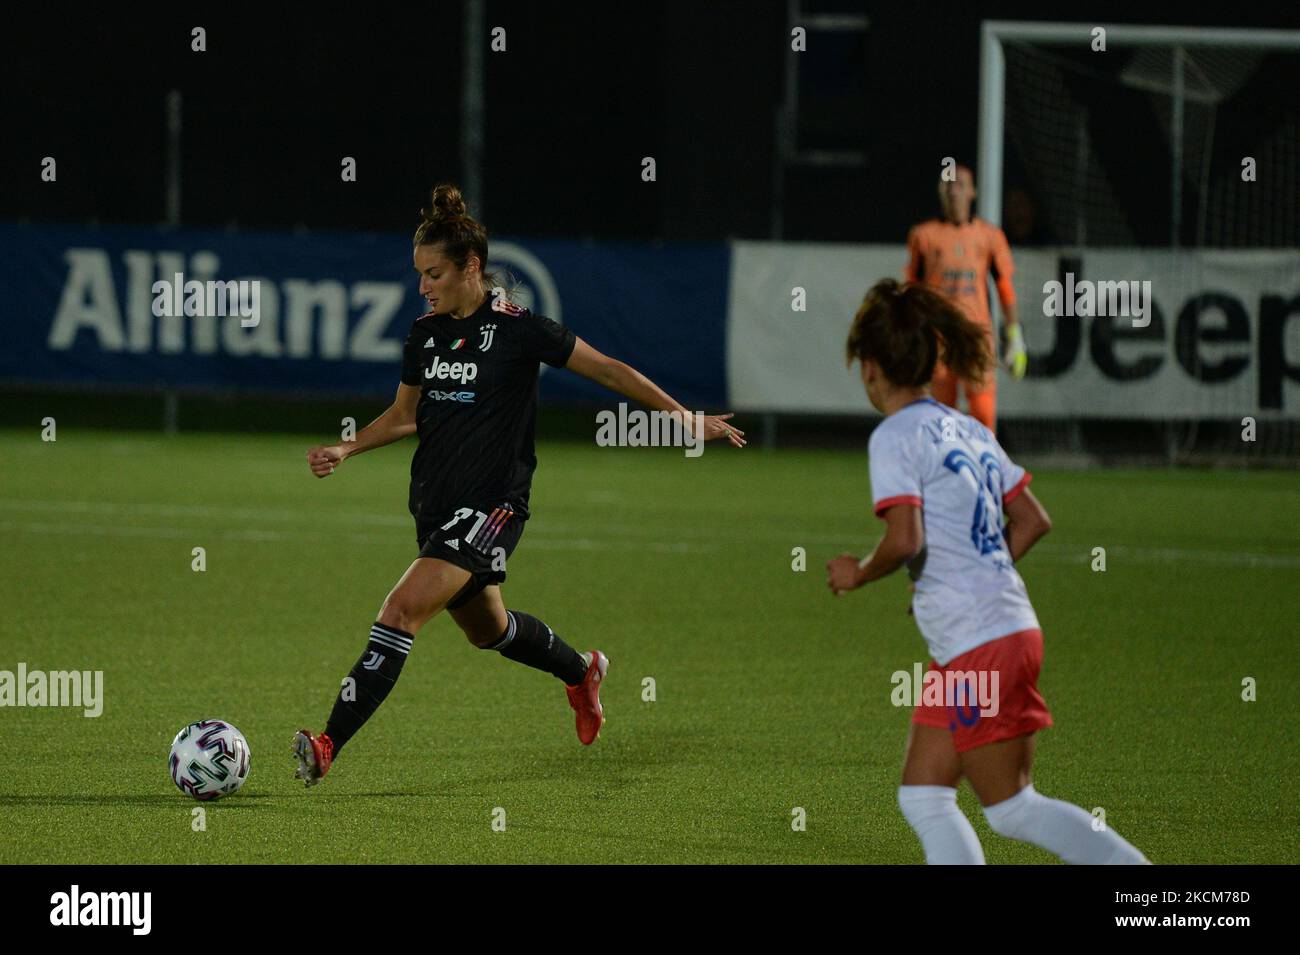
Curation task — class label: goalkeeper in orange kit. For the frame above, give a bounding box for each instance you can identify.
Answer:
[904,164,1026,429]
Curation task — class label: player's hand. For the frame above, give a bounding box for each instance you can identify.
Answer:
[1003,324,1028,379]
[826,554,864,596]
[307,445,345,478]
[698,413,747,448]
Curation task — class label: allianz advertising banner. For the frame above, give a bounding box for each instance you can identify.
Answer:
[0,223,728,408]
[726,241,1300,419]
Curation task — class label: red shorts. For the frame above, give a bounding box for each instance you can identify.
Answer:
[911,628,1053,753]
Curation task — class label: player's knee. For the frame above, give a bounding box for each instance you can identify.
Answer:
[461,610,511,650]
[377,597,425,635]
[898,784,958,829]
[982,806,1016,839]
[463,624,500,649]
[981,785,1036,839]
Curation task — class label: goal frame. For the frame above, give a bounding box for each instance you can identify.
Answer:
[977,21,1300,239]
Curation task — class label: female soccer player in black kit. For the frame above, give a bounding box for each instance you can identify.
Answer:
[292,184,745,785]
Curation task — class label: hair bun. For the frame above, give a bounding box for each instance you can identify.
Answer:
[422,183,468,223]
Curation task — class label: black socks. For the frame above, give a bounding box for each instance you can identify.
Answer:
[324,622,413,755]
[322,613,586,760]
[487,611,588,685]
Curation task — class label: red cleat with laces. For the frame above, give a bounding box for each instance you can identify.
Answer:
[565,651,608,745]
[291,729,334,786]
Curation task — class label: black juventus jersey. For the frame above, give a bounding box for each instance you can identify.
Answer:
[399,292,576,525]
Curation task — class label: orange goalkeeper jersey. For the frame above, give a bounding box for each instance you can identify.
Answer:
[904,217,1016,328]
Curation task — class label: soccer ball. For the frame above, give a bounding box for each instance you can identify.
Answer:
[168,719,251,800]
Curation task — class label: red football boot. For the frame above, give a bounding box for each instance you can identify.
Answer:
[291,729,334,786]
[565,651,609,745]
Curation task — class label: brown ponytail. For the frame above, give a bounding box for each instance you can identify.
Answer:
[846,279,991,387]
[413,183,494,290]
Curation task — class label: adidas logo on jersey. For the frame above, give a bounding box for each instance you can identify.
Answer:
[424,337,435,348]
[446,539,460,550]
[424,356,478,384]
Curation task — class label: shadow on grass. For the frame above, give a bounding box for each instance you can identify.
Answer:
[314,791,427,799]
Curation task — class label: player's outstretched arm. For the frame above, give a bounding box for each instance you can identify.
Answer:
[564,337,746,447]
[826,504,924,596]
[306,383,420,478]
[1003,487,1051,561]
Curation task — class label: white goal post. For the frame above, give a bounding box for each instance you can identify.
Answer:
[969,21,1300,462]
[978,21,1300,237]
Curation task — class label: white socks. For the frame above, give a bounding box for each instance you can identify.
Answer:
[898,785,986,864]
[982,784,1151,865]
[900,783,1152,864]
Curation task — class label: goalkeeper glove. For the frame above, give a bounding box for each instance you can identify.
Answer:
[1003,323,1027,379]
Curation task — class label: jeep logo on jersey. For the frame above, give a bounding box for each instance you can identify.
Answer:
[425,356,478,384]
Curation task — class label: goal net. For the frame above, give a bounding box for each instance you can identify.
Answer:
[980,22,1300,465]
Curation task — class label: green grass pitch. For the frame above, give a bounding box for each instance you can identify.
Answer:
[0,427,1296,863]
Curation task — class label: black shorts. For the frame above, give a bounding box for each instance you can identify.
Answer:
[416,502,526,610]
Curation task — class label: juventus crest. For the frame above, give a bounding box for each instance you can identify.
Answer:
[478,323,497,352]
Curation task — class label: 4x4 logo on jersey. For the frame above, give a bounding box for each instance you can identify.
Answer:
[478,323,497,352]
[425,356,478,384]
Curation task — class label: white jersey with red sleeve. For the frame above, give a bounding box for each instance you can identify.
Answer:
[867,397,1039,665]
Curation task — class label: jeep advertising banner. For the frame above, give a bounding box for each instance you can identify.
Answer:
[726,241,1300,419]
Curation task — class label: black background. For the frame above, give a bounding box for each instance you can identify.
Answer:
[4,2,1299,242]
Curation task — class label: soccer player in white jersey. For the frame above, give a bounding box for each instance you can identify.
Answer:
[828,279,1149,865]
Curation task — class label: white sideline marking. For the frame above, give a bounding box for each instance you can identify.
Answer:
[0,520,712,554]
[0,499,1295,568]
[0,498,409,527]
